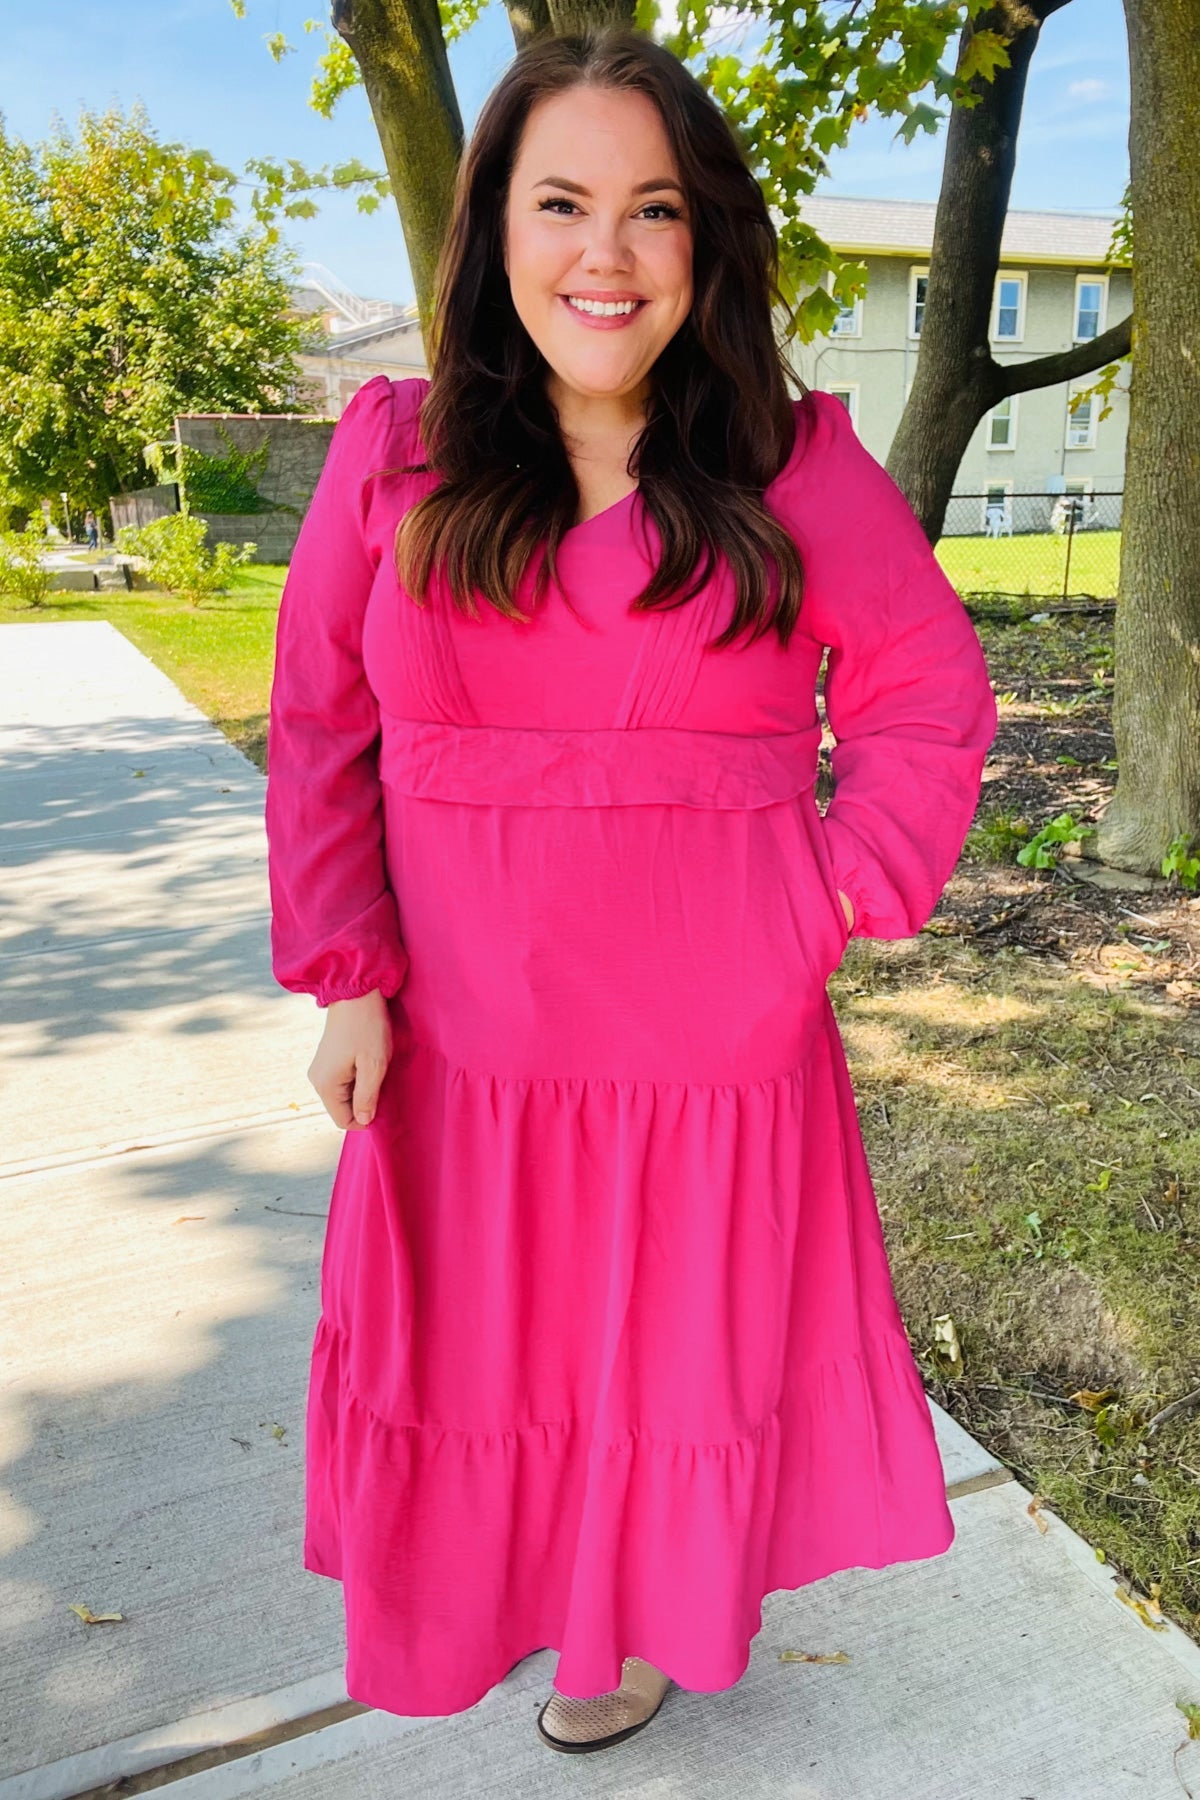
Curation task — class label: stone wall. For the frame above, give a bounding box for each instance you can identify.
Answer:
[173,413,336,565]
[198,510,303,564]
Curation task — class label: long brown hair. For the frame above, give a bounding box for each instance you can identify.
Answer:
[395,28,808,649]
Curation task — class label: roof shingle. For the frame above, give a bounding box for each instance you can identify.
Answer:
[796,195,1122,264]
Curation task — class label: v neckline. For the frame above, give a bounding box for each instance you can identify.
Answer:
[567,488,639,536]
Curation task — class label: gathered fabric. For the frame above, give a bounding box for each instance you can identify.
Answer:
[265,375,998,1715]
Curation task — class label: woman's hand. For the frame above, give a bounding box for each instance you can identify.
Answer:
[308,990,394,1130]
[837,889,855,931]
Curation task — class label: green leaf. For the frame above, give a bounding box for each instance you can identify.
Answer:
[958,28,1011,85]
[896,101,943,144]
[811,115,846,155]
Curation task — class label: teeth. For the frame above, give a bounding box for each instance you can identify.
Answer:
[567,296,639,317]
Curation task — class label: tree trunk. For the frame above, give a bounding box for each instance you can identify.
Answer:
[1095,0,1200,872]
[504,0,552,48]
[882,0,1127,544]
[544,0,635,29]
[332,0,464,331]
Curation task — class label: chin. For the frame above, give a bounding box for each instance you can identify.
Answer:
[548,350,648,399]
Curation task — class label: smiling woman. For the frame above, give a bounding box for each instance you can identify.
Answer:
[264,22,997,1764]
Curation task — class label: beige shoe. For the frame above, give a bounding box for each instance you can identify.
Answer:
[536,1656,671,1754]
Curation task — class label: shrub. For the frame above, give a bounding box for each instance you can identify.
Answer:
[117,512,255,606]
[0,523,51,606]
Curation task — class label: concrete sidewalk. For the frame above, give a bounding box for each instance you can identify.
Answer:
[2,621,1198,1800]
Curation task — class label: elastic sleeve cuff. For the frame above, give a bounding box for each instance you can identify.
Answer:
[271,903,410,1008]
[314,962,409,1008]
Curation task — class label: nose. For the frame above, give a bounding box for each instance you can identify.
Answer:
[578,210,634,276]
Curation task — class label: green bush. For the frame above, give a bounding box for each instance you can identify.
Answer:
[117,512,255,607]
[0,523,50,605]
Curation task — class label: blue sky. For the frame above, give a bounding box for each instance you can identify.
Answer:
[3,0,1128,307]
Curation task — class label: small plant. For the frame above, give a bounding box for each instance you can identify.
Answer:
[1039,693,1090,717]
[117,513,255,607]
[1016,812,1097,870]
[964,807,1031,864]
[1162,835,1200,893]
[0,522,51,606]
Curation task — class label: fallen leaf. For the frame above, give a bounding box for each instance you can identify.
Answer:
[931,1314,964,1379]
[1027,1495,1050,1535]
[1114,1583,1169,1631]
[780,1649,851,1664]
[173,1216,205,1224]
[1068,1388,1117,1412]
[70,1604,124,1625]
[1178,1700,1200,1740]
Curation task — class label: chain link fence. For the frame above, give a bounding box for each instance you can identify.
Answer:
[936,490,1123,605]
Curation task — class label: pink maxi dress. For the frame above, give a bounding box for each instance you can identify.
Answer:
[265,373,998,1717]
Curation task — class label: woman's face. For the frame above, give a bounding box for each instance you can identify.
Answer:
[503,85,694,410]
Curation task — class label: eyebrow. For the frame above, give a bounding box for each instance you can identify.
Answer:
[532,176,685,197]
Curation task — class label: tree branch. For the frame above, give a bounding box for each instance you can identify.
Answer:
[1000,312,1133,397]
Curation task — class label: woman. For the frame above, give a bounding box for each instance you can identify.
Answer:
[266,28,997,1756]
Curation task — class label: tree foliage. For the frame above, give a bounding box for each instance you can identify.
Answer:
[661,0,1000,339]
[0,106,307,517]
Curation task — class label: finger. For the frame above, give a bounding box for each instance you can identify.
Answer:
[350,1055,388,1126]
[308,1061,356,1130]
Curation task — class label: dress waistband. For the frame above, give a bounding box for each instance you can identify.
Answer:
[377,715,821,809]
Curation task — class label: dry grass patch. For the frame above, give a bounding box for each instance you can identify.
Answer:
[832,936,1200,1635]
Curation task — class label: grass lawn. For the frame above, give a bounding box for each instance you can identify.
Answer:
[3,569,1198,1639]
[0,564,287,770]
[936,529,1121,600]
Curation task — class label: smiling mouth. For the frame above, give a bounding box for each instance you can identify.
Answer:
[562,295,647,318]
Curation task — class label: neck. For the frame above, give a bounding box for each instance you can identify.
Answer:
[546,373,649,467]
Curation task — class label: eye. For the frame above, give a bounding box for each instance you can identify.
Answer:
[639,202,684,221]
[536,197,579,216]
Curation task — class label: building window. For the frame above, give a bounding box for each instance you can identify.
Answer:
[982,482,1013,535]
[829,290,863,337]
[827,385,859,430]
[1066,384,1098,449]
[1075,276,1107,342]
[992,273,1026,342]
[909,268,928,338]
[1053,478,1096,534]
[987,393,1018,450]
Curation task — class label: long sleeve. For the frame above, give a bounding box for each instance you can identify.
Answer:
[793,394,998,940]
[265,375,410,1005]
